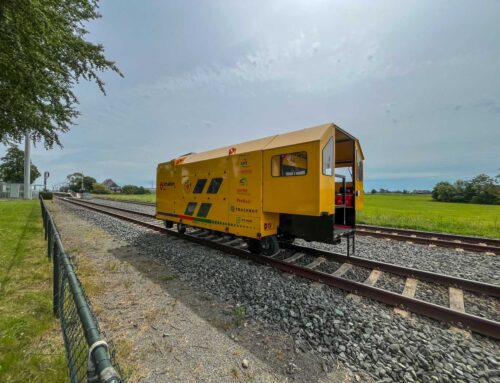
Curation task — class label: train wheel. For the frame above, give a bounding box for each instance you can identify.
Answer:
[177,223,187,234]
[260,236,280,256]
[164,220,174,229]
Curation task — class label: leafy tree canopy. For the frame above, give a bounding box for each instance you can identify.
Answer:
[0,0,122,148]
[121,185,150,195]
[92,182,109,194]
[0,146,40,183]
[66,172,96,192]
[432,174,499,205]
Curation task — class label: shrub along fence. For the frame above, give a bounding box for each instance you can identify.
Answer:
[40,198,123,382]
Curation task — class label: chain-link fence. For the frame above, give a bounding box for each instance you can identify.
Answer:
[40,197,123,383]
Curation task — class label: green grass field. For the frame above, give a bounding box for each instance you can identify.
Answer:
[0,200,66,382]
[96,193,499,238]
[358,194,500,238]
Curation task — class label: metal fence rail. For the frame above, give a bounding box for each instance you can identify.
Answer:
[40,197,123,383]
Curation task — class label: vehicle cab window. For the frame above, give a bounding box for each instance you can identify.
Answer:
[322,137,334,176]
[356,151,363,181]
[271,151,307,176]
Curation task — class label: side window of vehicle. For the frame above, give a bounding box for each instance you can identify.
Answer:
[356,151,363,181]
[271,151,307,176]
[322,138,334,176]
[197,203,212,217]
[193,179,207,193]
[184,202,197,216]
[207,177,223,194]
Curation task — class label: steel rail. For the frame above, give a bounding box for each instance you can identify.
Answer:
[357,224,500,246]
[357,226,500,254]
[89,198,499,253]
[282,243,500,297]
[92,196,155,206]
[60,197,500,340]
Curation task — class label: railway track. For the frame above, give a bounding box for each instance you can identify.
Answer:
[357,224,500,255]
[59,197,500,340]
[91,197,500,254]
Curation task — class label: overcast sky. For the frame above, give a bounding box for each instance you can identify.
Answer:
[3,0,499,190]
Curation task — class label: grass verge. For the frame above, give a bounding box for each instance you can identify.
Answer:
[0,200,67,382]
[358,194,500,238]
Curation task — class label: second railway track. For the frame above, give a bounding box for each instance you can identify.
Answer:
[91,196,500,255]
[59,197,500,340]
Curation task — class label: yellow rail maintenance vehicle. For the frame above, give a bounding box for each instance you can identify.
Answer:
[156,123,364,255]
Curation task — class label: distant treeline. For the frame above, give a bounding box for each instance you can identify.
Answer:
[432,174,499,205]
[370,189,431,194]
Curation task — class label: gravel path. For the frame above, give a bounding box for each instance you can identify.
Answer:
[61,199,500,383]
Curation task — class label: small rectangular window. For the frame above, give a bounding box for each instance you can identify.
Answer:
[197,203,212,217]
[193,179,207,193]
[207,177,223,194]
[184,202,197,216]
[356,151,363,181]
[271,151,307,176]
[322,138,334,176]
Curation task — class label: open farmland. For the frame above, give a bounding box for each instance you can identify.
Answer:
[0,200,66,382]
[358,194,500,238]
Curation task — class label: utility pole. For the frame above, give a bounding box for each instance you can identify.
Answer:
[23,131,31,199]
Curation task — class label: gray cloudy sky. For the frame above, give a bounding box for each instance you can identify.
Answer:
[3,0,500,190]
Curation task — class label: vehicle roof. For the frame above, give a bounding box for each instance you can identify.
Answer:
[160,123,361,165]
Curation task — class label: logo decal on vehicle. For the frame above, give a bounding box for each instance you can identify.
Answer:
[183,179,192,193]
[159,181,175,191]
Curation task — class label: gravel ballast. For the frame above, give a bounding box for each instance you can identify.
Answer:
[60,200,500,383]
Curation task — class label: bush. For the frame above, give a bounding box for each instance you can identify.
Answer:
[121,185,150,194]
[432,174,499,205]
[39,191,53,200]
[92,183,110,194]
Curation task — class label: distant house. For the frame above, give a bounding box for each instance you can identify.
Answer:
[413,189,431,194]
[102,179,121,192]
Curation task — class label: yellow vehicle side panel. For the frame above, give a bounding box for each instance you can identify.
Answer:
[263,141,320,216]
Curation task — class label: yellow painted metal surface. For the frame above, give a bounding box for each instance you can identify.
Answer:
[156,123,364,239]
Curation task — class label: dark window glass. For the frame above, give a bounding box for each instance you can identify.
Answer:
[197,203,212,217]
[207,177,223,193]
[322,137,334,176]
[193,179,207,193]
[271,151,307,176]
[356,151,363,181]
[184,202,197,216]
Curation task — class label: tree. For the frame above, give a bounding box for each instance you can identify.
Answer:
[432,175,499,205]
[121,185,150,194]
[432,181,456,202]
[92,182,110,194]
[67,172,96,192]
[0,146,40,183]
[0,0,122,148]
[371,189,377,194]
